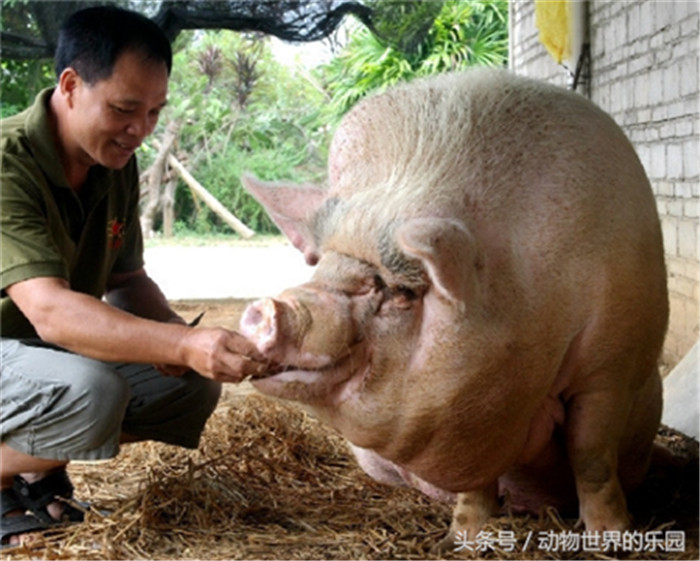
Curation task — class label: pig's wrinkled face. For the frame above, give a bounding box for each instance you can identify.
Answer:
[241,248,426,398]
[239,237,471,453]
[237,174,484,466]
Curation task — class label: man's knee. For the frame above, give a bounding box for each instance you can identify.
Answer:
[188,373,222,417]
[2,353,130,460]
[120,367,221,448]
[68,363,132,449]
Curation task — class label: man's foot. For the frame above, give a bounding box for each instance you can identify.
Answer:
[1,487,53,548]
[13,469,86,524]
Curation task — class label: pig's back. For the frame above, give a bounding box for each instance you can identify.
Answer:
[331,68,658,235]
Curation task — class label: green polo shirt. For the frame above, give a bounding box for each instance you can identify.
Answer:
[1,88,145,338]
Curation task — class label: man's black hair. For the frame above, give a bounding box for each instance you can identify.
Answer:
[54,5,172,83]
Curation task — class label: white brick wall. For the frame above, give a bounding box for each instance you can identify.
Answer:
[510,0,699,366]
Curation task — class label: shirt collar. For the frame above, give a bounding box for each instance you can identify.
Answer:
[25,87,72,189]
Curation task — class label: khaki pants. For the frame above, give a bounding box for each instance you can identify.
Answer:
[0,338,221,461]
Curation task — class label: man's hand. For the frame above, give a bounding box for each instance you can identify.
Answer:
[153,312,201,377]
[176,327,269,383]
[106,271,272,382]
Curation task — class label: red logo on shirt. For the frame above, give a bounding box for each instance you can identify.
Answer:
[107,218,125,250]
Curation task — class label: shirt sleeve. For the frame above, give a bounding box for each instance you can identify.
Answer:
[0,152,68,294]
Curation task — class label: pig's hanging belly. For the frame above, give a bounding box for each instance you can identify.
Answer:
[350,444,457,503]
[350,392,576,514]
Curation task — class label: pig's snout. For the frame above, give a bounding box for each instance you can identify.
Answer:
[240,298,308,357]
[240,293,357,371]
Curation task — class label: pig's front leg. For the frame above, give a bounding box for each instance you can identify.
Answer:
[437,482,499,552]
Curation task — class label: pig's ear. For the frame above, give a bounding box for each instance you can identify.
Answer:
[396,218,478,306]
[241,174,326,265]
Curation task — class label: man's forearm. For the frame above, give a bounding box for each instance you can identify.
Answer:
[105,270,182,323]
[7,275,267,382]
[39,288,192,364]
[6,276,189,364]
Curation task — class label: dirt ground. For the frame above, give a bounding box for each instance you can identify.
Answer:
[3,298,698,561]
[170,298,253,331]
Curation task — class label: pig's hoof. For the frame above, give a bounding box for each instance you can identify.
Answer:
[431,531,460,556]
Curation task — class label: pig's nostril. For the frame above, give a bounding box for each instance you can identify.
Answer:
[243,306,263,327]
[240,299,279,351]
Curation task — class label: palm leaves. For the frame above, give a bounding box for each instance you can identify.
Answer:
[323,0,509,119]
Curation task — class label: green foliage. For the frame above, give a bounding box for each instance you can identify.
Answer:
[319,0,508,121]
[0,0,62,117]
[156,30,329,236]
[371,0,444,53]
[176,140,305,235]
[1,59,54,117]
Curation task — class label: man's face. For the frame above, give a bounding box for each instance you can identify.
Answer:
[67,49,169,170]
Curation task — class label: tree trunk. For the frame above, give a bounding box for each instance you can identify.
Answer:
[161,174,178,237]
[140,120,180,237]
[166,153,255,238]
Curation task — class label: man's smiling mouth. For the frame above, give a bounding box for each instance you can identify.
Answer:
[115,140,138,152]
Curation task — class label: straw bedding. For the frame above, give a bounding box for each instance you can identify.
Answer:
[3,299,698,561]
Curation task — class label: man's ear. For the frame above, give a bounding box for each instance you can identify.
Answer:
[57,68,81,108]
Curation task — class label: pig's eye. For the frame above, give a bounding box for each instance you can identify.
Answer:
[396,285,416,299]
[378,284,419,312]
[393,285,418,306]
[373,274,387,291]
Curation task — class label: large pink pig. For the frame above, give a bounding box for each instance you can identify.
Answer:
[239,68,668,546]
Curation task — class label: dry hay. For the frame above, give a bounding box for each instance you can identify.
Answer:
[3,298,698,560]
[2,386,697,561]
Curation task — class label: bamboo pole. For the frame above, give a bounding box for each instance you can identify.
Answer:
[166,153,255,239]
